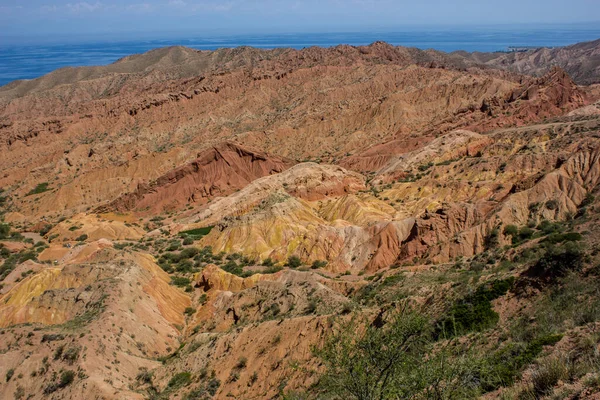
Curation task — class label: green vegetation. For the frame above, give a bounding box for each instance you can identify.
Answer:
[315,309,479,399]
[75,234,88,242]
[1,250,38,281]
[44,370,75,394]
[168,372,192,389]
[286,255,302,269]
[58,294,107,330]
[0,223,10,239]
[171,276,191,287]
[417,162,434,172]
[435,278,514,338]
[179,226,213,239]
[527,241,585,280]
[25,182,51,196]
[477,334,563,392]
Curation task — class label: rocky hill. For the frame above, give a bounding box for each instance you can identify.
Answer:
[1,40,600,399]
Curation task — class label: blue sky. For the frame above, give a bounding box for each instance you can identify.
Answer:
[1,0,599,41]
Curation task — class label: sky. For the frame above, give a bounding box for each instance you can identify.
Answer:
[1,0,600,43]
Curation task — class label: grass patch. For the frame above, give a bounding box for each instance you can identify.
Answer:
[26,182,51,196]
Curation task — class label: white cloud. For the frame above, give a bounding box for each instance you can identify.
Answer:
[126,3,155,12]
[67,2,104,13]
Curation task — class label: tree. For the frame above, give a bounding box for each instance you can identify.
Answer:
[287,255,302,268]
[315,308,479,400]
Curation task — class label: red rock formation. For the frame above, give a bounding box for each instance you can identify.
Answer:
[96,142,293,213]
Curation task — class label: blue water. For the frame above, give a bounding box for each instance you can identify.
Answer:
[1,28,600,87]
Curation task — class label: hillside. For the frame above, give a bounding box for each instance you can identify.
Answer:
[1,40,600,399]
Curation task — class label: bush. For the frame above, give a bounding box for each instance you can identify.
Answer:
[262,258,274,267]
[478,334,563,392]
[484,227,500,249]
[316,309,478,399]
[503,224,518,238]
[287,256,302,269]
[537,220,565,235]
[222,260,243,276]
[545,199,559,210]
[531,356,570,396]
[235,357,247,369]
[59,370,75,388]
[75,234,88,242]
[168,372,192,389]
[528,242,584,279]
[136,368,153,384]
[180,247,199,259]
[39,224,53,236]
[6,368,14,382]
[207,378,220,396]
[305,299,318,314]
[182,237,194,245]
[518,226,534,241]
[184,307,195,316]
[542,232,582,244]
[171,276,191,287]
[436,278,514,338]
[264,265,283,274]
[0,223,10,239]
[311,260,328,269]
[62,346,80,364]
[53,344,65,360]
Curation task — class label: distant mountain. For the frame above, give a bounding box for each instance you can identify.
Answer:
[456,38,600,85]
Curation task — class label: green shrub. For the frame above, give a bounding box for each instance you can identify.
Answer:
[168,372,192,389]
[537,220,565,235]
[545,199,559,210]
[235,357,247,369]
[59,370,75,388]
[75,234,88,242]
[39,224,53,236]
[62,346,80,364]
[503,224,518,238]
[316,309,478,399]
[484,227,500,249]
[528,242,584,279]
[287,256,302,269]
[478,334,562,392]
[262,258,274,267]
[171,276,191,287]
[436,278,514,338]
[6,368,14,382]
[531,356,570,396]
[53,344,65,360]
[206,378,220,396]
[0,223,10,239]
[311,260,328,269]
[184,307,195,316]
[222,260,243,276]
[180,247,199,259]
[26,183,50,196]
[264,265,283,274]
[136,368,153,384]
[305,299,318,314]
[518,226,534,241]
[542,232,582,244]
